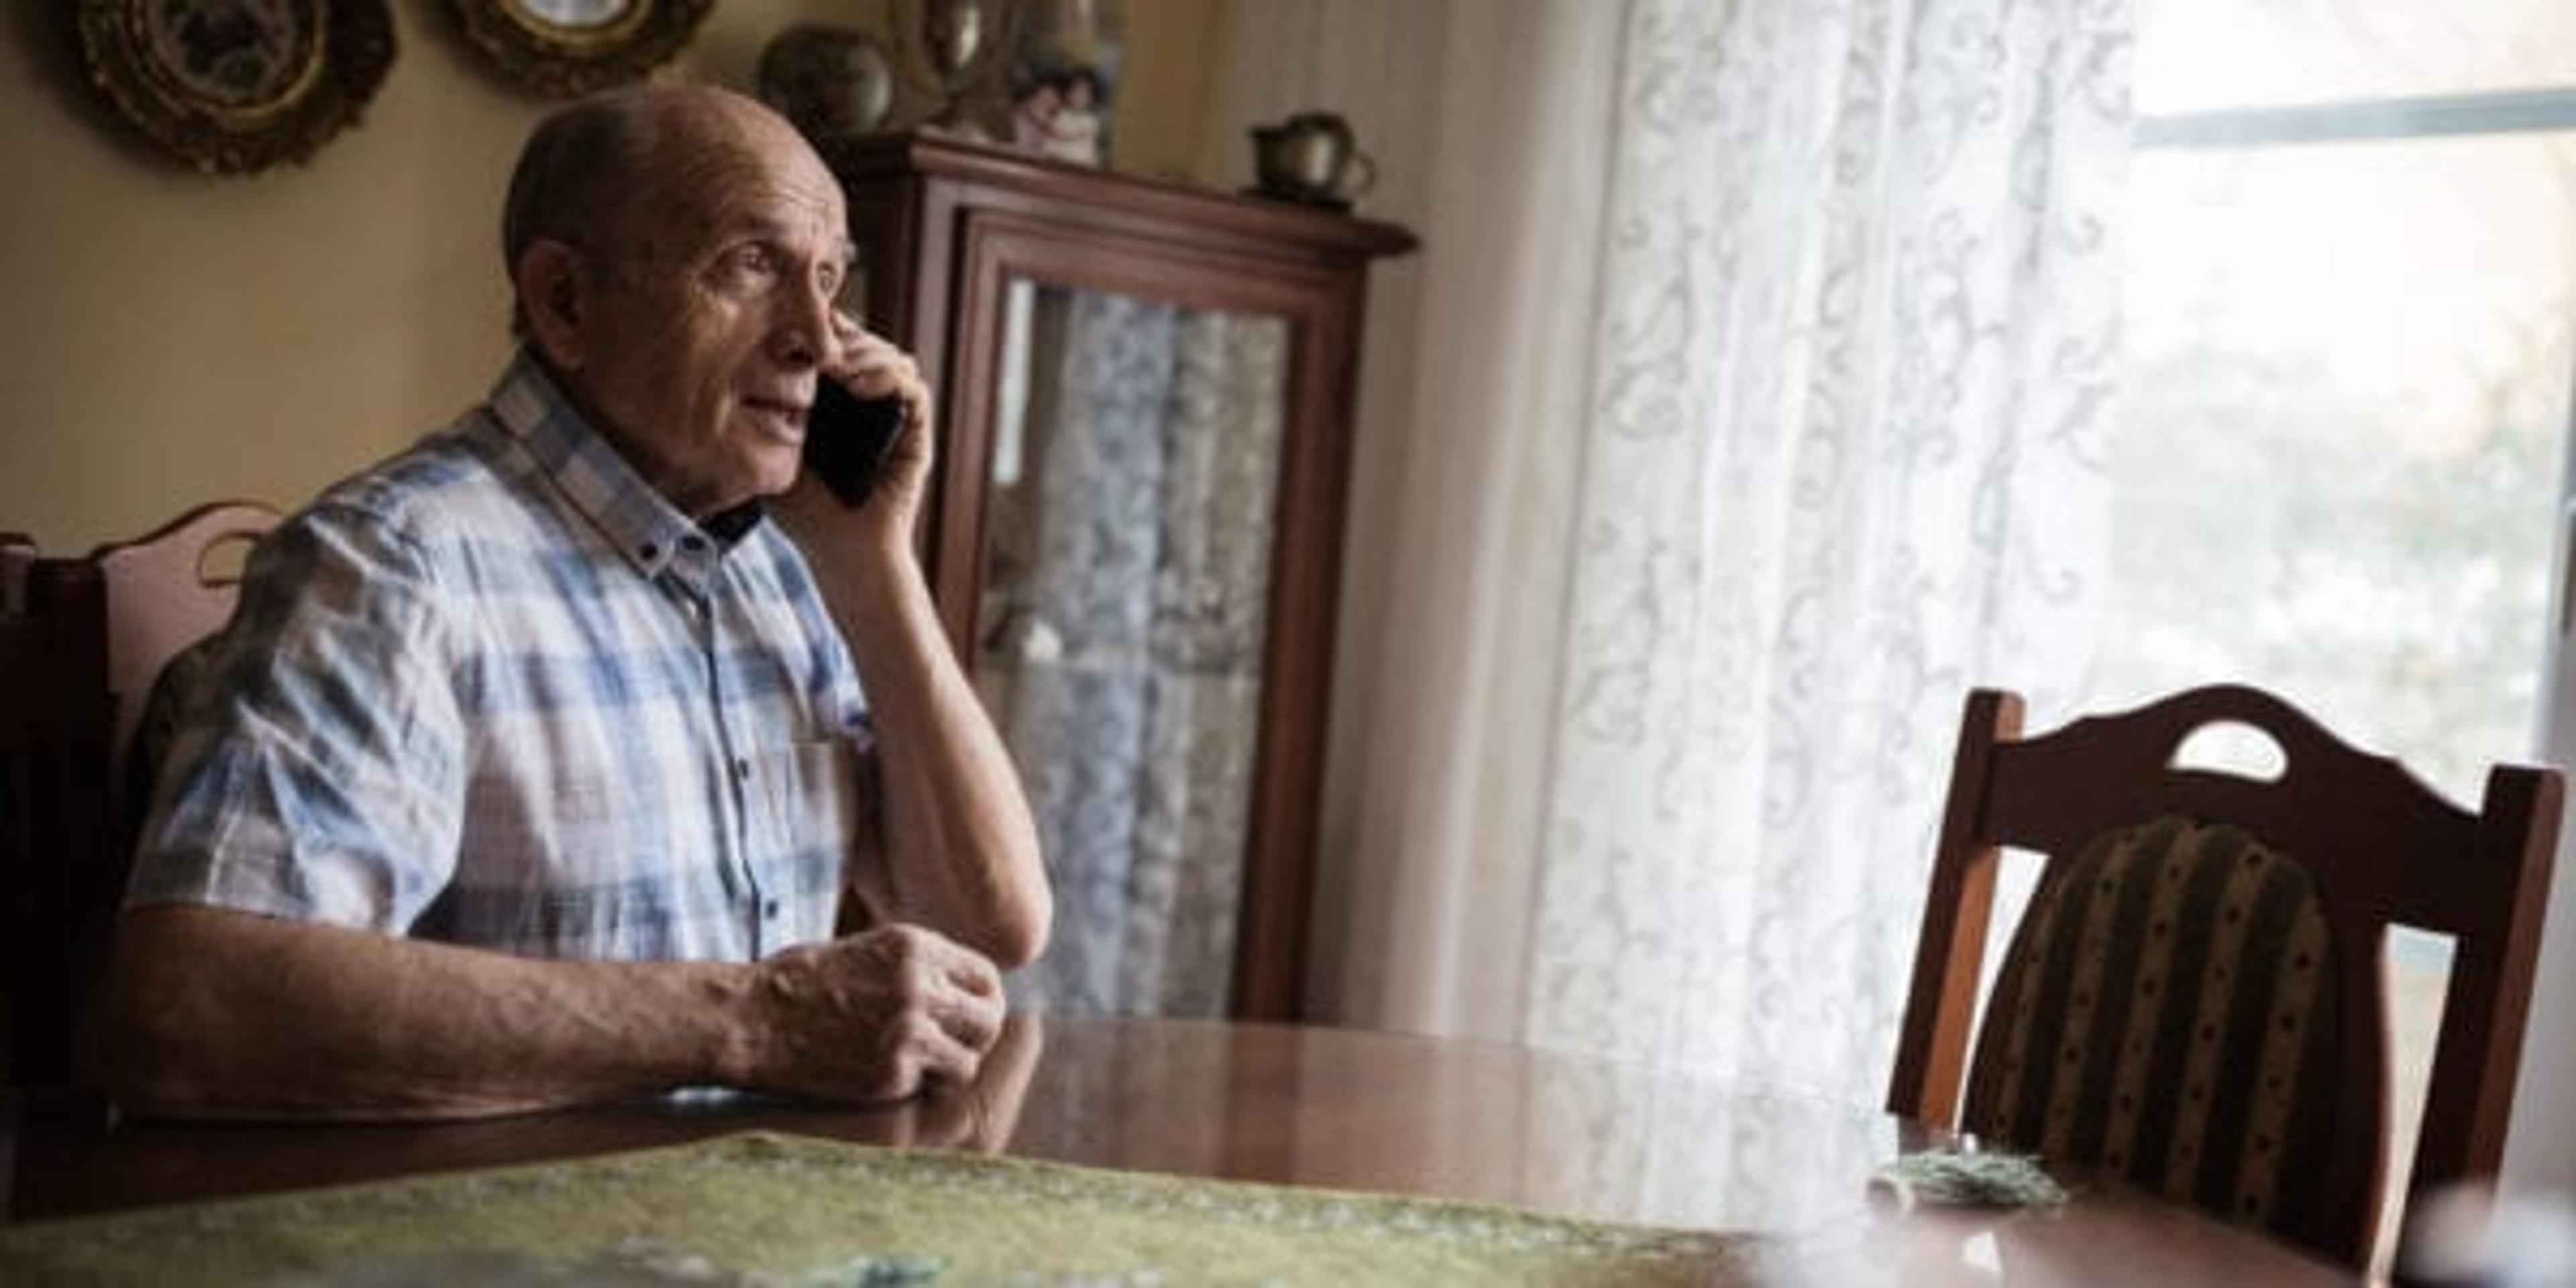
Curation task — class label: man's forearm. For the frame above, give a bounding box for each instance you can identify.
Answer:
[816,547,1051,967]
[105,905,755,1120]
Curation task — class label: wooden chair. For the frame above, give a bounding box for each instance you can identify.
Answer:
[1886,684,2561,1272]
[1,532,34,612]
[1,502,277,1088]
[2,532,46,1089]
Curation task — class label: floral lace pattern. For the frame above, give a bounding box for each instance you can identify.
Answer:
[1527,0,2131,1104]
[976,288,1290,1016]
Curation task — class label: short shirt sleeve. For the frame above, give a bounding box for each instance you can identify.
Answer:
[125,502,469,932]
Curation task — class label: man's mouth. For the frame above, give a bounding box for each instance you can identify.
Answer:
[743,396,810,440]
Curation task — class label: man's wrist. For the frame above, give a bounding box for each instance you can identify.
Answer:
[830,529,925,593]
[696,961,768,1090]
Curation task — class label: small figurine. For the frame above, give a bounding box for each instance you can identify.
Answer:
[1010,65,1104,166]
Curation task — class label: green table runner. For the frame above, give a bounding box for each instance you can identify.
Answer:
[3,1131,1759,1285]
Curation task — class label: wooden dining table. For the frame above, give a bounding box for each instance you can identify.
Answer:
[4,1013,2352,1285]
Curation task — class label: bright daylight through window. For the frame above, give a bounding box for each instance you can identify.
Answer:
[2100,0,2576,1265]
[2100,0,2576,802]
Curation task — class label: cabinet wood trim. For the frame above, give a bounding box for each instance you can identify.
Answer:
[833,133,1414,1021]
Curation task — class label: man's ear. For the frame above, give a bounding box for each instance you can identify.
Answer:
[515,239,588,370]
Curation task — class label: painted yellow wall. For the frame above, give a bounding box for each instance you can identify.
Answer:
[1110,0,1228,184]
[0,2,1226,552]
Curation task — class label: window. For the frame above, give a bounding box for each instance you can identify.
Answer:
[2099,0,2576,1269]
[2101,0,2576,802]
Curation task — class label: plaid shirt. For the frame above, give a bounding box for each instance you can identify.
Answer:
[128,354,869,962]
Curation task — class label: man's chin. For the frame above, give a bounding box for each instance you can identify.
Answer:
[750,457,805,504]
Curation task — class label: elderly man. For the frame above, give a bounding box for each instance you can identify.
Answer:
[103,85,1049,1118]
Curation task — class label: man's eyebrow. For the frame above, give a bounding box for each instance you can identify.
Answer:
[718,217,857,268]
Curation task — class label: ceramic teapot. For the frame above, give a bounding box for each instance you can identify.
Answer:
[1250,112,1376,206]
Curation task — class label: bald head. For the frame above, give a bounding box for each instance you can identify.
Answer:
[501,86,825,333]
[498,84,858,517]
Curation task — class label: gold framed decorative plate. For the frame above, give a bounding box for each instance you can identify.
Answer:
[76,0,396,176]
[447,0,712,97]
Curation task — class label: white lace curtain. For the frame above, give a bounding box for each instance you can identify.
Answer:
[1523,0,2131,1104]
[1220,0,2131,1108]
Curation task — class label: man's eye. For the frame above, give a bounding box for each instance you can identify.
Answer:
[720,246,776,280]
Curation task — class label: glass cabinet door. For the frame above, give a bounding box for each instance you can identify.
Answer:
[830,131,1414,1020]
[973,278,1293,1016]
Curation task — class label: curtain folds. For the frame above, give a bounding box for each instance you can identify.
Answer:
[1527,0,2132,1106]
[1216,0,2131,1108]
[1214,0,1627,1041]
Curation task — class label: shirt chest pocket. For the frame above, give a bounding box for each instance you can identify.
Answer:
[747,736,863,926]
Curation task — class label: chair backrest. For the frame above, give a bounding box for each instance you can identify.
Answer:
[1886,684,2561,1271]
[1,502,277,1088]
[1,533,33,612]
[1,533,48,1089]
[92,503,276,772]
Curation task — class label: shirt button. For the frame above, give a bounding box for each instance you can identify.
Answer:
[762,900,780,920]
[732,758,751,781]
[639,542,659,561]
[681,534,706,551]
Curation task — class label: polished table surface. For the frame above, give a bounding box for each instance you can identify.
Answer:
[4,1014,2350,1285]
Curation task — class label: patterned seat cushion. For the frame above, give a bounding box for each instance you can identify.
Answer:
[1966,814,2341,1234]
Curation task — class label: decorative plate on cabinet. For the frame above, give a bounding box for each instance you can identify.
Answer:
[447,0,710,97]
[76,0,396,176]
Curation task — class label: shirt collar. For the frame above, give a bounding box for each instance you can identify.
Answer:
[484,350,767,584]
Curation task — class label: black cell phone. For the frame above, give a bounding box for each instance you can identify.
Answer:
[802,379,907,507]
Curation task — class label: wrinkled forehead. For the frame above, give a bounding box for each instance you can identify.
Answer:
[617,107,849,262]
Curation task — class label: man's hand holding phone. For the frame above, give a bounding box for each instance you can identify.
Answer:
[804,379,907,508]
[783,315,934,564]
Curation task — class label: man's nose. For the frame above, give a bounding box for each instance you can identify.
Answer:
[773,272,841,366]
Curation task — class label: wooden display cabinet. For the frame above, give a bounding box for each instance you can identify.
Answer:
[826,133,1415,1020]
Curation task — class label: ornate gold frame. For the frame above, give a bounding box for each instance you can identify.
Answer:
[447,0,712,97]
[76,0,396,176]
